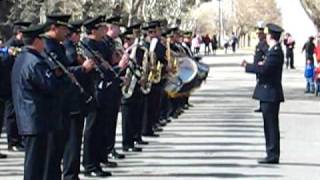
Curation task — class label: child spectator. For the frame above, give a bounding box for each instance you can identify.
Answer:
[305,60,315,93]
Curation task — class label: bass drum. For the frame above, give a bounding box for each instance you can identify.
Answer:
[196,61,209,81]
[178,60,209,94]
[164,56,198,97]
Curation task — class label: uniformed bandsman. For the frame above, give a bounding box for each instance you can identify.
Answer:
[142,20,168,137]
[62,19,96,180]
[11,23,64,180]
[121,23,148,152]
[81,15,114,177]
[99,15,127,163]
[42,13,74,180]
[2,21,31,152]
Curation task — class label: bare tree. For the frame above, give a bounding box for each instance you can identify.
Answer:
[300,0,320,31]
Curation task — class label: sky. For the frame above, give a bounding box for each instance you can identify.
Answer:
[276,0,317,46]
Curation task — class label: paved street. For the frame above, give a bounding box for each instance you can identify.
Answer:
[1,49,320,180]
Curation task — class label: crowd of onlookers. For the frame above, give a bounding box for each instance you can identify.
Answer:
[190,33,238,56]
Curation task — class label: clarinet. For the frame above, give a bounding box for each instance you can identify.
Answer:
[79,41,119,78]
[43,49,93,104]
[76,43,105,79]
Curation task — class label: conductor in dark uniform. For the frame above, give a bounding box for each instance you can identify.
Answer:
[11,23,64,180]
[241,23,284,164]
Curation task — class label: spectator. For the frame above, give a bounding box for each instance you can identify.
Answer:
[315,62,320,96]
[315,35,320,64]
[211,34,218,55]
[283,33,295,69]
[302,36,316,66]
[305,60,315,93]
[192,34,201,54]
[223,38,229,54]
[231,32,238,53]
[203,34,211,55]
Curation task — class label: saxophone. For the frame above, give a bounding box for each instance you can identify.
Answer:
[166,38,179,76]
[121,38,140,98]
[148,38,163,84]
[140,45,153,94]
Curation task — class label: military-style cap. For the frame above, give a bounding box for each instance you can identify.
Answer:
[255,21,265,31]
[183,31,192,37]
[161,28,169,37]
[69,19,84,33]
[122,28,134,39]
[83,16,105,30]
[21,24,47,38]
[13,21,32,27]
[149,20,161,28]
[266,23,283,35]
[127,22,142,30]
[46,14,71,28]
[143,20,161,32]
[105,15,121,25]
[167,27,179,36]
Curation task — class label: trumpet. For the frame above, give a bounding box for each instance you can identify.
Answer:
[0,47,22,56]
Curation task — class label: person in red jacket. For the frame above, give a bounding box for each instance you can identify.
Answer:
[315,36,320,64]
[314,62,320,96]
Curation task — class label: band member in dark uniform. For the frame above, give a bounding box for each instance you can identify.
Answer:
[142,20,168,137]
[121,23,147,152]
[11,23,64,180]
[241,23,284,164]
[99,15,126,162]
[249,24,269,113]
[62,19,96,180]
[81,16,113,177]
[42,13,74,180]
[2,21,31,152]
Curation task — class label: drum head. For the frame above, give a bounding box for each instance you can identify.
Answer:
[178,57,198,83]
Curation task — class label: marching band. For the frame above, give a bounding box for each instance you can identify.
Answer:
[0,13,209,179]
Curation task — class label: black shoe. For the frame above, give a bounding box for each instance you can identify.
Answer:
[8,144,25,152]
[135,139,149,145]
[0,153,7,159]
[158,120,167,127]
[84,168,112,177]
[123,147,143,152]
[183,104,189,110]
[101,160,118,168]
[142,133,160,137]
[187,103,194,107]
[153,126,163,132]
[254,108,262,113]
[166,118,172,123]
[109,149,125,159]
[258,158,279,164]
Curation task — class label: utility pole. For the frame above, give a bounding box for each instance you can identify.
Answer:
[217,0,222,48]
